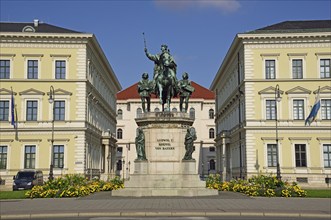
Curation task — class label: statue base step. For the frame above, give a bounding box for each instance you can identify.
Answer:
[111,174,218,197]
[111,187,219,197]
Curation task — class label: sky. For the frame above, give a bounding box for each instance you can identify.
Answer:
[1,0,330,90]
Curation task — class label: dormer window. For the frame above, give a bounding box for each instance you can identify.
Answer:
[22,26,35,32]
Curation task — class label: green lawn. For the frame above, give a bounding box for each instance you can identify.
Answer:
[0,190,28,200]
[305,189,331,198]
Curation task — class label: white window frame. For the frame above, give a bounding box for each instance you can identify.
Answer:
[21,143,40,169]
[0,99,10,122]
[287,94,309,121]
[25,99,40,121]
[22,54,43,80]
[0,54,15,79]
[48,94,70,121]
[292,99,305,120]
[49,141,68,173]
[261,54,279,79]
[317,139,331,171]
[0,145,8,170]
[261,94,282,121]
[321,99,331,120]
[51,55,70,79]
[263,140,283,171]
[288,53,307,79]
[289,138,310,173]
[315,52,331,79]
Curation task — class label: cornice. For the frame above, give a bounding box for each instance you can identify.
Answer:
[238,32,331,40]
[0,32,93,39]
[0,33,92,44]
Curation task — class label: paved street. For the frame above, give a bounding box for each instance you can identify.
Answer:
[0,192,330,219]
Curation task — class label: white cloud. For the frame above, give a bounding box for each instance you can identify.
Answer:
[154,0,241,13]
[198,0,241,12]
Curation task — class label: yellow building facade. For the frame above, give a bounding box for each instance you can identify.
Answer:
[211,20,331,187]
[0,21,121,188]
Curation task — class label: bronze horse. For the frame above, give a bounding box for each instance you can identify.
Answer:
[154,51,177,111]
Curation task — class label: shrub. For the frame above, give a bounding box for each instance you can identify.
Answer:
[205,174,306,198]
[25,174,124,198]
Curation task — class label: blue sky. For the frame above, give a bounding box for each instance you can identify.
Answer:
[1,0,330,90]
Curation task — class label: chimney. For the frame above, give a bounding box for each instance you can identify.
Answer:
[33,19,39,27]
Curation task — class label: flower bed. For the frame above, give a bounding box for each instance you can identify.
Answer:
[25,174,124,198]
[206,174,307,197]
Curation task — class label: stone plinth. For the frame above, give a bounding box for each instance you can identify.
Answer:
[112,112,218,197]
[134,160,148,174]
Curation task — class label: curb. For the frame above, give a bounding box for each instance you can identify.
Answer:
[1,212,330,219]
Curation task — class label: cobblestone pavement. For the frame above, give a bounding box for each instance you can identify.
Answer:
[0,192,330,219]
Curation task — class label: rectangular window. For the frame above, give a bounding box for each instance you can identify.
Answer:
[265,60,276,79]
[295,144,306,167]
[321,99,331,120]
[117,147,123,153]
[209,147,215,152]
[24,145,36,169]
[26,101,38,121]
[320,59,330,78]
[266,100,276,120]
[27,60,38,79]
[54,101,65,121]
[323,144,331,168]
[267,144,277,167]
[292,59,303,79]
[0,146,7,169]
[55,60,66,79]
[293,99,304,120]
[0,60,10,79]
[0,101,9,121]
[53,145,64,168]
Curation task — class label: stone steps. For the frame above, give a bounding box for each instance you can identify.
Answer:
[124,174,206,188]
[112,174,219,197]
[111,187,219,197]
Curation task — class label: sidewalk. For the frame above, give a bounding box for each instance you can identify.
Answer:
[1,191,330,219]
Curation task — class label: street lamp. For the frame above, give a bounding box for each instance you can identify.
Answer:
[275,84,282,181]
[201,162,204,179]
[122,159,125,181]
[48,86,55,181]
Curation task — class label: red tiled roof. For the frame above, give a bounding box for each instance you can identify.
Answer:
[117,81,215,100]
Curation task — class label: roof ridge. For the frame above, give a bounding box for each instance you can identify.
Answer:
[117,81,215,100]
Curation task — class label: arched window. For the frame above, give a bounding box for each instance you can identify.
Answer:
[117,128,123,139]
[117,109,123,120]
[154,107,160,112]
[209,159,215,170]
[189,107,195,119]
[209,109,214,119]
[172,108,177,112]
[136,108,142,118]
[209,128,215,139]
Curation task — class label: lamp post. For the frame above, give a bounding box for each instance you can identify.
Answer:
[275,84,282,181]
[48,86,55,181]
[201,162,204,179]
[122,159,125,181]
[128,161,131,180]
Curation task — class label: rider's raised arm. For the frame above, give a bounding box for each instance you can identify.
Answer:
[145,50,158,62]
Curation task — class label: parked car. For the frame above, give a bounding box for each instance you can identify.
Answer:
[13,169,43,191]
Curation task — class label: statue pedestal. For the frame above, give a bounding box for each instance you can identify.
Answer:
[134,160,148,174]
[112,112,218,197]
[181,160,196,174]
